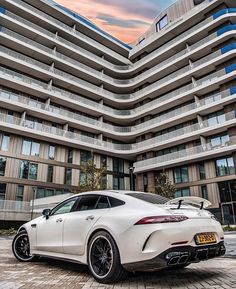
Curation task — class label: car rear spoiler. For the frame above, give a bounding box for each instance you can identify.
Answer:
[166,196,211,209]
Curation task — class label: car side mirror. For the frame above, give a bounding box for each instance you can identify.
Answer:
[42,208,51,220]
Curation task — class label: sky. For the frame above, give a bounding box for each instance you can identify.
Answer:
[55,0,177,43]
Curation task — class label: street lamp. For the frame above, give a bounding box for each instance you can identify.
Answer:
[31,186,37,220]
[129,166,135,191]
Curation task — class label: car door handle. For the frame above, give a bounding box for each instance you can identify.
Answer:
[86,215,95,221]
[31,224,37,228]
[56,218,63,223]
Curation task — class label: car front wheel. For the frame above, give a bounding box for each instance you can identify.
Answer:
[88,231,127,283]
[12,231,38,262]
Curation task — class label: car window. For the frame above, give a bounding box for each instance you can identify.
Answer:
[50,198,77,215]
[108,196,125,207]
[126,193,168,204]
[76,195,100,211]
[95,196,110,209]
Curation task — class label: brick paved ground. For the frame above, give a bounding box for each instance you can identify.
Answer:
[0,236,236,289]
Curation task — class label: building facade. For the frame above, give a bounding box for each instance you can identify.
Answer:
[0,0,235,224]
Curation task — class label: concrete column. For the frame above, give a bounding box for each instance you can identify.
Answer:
[197,114,204,128]
[63,123,69,136]
[192,76,197,87]
[200,135,207,150]
[147,171,155,192]
[189,59,193,69]
[136,174,144,191]
[48,79,53,90]
[50,62,55,73]
[45,98,51,110]
[20,111,26,126]
[194,94,200,107]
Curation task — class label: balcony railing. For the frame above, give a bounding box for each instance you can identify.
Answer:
[3,2,235,76]
[0,107,235,153]
[134,136,236,172]
[0,87,234,136]
[1,42,234,105]
[0,200,30,212]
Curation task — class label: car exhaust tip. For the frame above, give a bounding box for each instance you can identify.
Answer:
[166,251,190,266]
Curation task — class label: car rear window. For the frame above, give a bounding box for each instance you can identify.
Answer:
[108,196,125,207]
[127,193,168,204]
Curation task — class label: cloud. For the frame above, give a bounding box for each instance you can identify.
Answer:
[94,0,159,19]
[54,0,177,43]
[97,13,150,28]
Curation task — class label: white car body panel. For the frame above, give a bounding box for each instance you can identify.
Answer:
[19,191,225,269]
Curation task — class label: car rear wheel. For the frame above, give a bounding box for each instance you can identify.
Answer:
[12,231,38,262]
[88,231,128,283]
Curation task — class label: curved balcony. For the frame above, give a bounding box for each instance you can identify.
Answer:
[1,43,235,105]
[1,3,235,78]
[134,136,236,173]
[6,0,130,64]
[0,109,235,157]
[1,21,235,93]
[0,87,235,139]
[1,65,236,122]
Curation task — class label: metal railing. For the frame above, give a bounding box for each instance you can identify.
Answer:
[0,107,235,152]
[0,200,30,212]
[0,86,233,135]
[0,44,232,104]
[134,136,236,171]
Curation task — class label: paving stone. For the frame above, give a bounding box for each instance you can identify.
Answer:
[0,238,236,289]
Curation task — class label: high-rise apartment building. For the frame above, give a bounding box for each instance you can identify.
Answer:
[0,0,235,224]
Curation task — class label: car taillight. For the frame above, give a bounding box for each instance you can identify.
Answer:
[134,215,188,225]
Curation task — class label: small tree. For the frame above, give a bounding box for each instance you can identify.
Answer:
[154,171,175,199]
[79,159,107,192]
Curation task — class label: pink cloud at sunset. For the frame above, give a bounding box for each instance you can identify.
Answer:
[54,0,177,43]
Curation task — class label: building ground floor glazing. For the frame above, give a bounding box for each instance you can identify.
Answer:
[0,129,236,224]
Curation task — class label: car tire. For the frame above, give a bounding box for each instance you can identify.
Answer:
[12,231,39,262]
[88,231,128,283]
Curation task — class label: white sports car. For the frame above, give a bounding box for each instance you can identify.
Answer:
[12,191,225,283]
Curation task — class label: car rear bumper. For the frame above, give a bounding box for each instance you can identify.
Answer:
[123,241,226,272]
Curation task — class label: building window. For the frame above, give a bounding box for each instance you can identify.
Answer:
[173,166,189,184]
[36,187,71,199]
[198,162,206,180]
[218,180,236,203]
[22,139,40,156]
[210,134,230,148]
[156,15,168,31]
[80,150,92,165]
[19,161,38,180]
[113,176,124,190]
[49,145,55,160]
[0,183,6,200]
[65,168,72,185]
[143,173,148,192]
[16,186,24,201]
[201,186,208,200]
[0,157,6,176]
[175,188,190,198]
[67,148,73,164]
[216,157,235,176]
[47,165,54,183]
[102,175,107,189]
[101,155,107,167]
[205,110,225,126]
[113,158,124,173]
[1,135,10,151]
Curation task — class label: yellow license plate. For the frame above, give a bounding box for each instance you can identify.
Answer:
[195,233,216,245]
